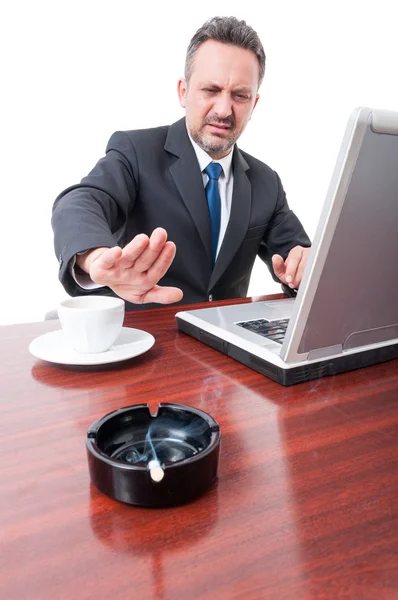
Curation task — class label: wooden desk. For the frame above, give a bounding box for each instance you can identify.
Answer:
[1,295,398,600]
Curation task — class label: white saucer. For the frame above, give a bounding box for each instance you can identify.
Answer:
[29,327,155,366]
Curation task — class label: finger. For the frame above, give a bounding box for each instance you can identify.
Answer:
[141,285,184,305]
[133,228,169,273]
[92,246,122,270]
[109,241,177,302]
[271,254,286,281]
[292,248,310,287]
[292,260,305,288]
[284,248,303,286]
[150,227,168,244]
[117,234,150,268]
[108,282,183,305]
[145,241,177,284]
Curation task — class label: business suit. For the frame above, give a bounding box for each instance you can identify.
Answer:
[52,117,311,310]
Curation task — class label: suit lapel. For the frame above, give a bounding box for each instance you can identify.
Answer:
[165,119,212,264]
[165,119,252,287]
[208,148,252,291]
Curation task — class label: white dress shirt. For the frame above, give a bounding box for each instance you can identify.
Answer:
[72,131,235,289]
[188,135,234,259]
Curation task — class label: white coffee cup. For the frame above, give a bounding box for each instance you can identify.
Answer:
[57,296,125,353]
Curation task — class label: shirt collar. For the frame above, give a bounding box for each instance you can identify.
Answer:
[188,131,233,182]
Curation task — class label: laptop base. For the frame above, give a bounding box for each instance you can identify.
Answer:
[176,317,398,386]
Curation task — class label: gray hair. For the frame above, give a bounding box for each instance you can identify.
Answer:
[185,16,266,88]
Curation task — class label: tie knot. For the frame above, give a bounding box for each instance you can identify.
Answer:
[204,162,223,181]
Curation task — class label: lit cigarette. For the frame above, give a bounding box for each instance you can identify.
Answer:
[148,459,164,482]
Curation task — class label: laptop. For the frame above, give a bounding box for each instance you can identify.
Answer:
[175,107,398,386]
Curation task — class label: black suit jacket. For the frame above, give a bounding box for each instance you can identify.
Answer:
[52,118,310,309]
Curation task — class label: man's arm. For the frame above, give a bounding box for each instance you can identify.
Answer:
[52,133,182,304]
[52,131,140,295]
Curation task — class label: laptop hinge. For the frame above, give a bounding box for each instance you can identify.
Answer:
[307,344,343,361]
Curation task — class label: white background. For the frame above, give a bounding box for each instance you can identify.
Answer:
[1,0,396,325]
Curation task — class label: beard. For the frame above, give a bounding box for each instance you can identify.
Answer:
[190,114,239,158]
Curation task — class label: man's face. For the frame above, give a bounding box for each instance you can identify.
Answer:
[178,40,260,159]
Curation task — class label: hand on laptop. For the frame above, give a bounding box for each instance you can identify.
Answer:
[76,228,184,304]
[272,246,310,289]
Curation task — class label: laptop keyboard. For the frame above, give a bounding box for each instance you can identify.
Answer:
[236,318,290,344]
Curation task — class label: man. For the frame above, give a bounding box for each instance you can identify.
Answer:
[52,16,311,310]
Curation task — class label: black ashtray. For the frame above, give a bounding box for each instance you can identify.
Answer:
[86,403,221,507]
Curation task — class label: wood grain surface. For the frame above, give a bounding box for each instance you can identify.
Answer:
[1,294,398,600]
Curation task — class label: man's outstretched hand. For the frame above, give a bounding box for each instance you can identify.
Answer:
[77,228,183,304]
[272,245,310,289]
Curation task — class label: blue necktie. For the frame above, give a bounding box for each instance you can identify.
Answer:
[204,162,223,264]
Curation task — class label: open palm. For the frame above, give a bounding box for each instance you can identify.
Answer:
[89,228,183,304]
